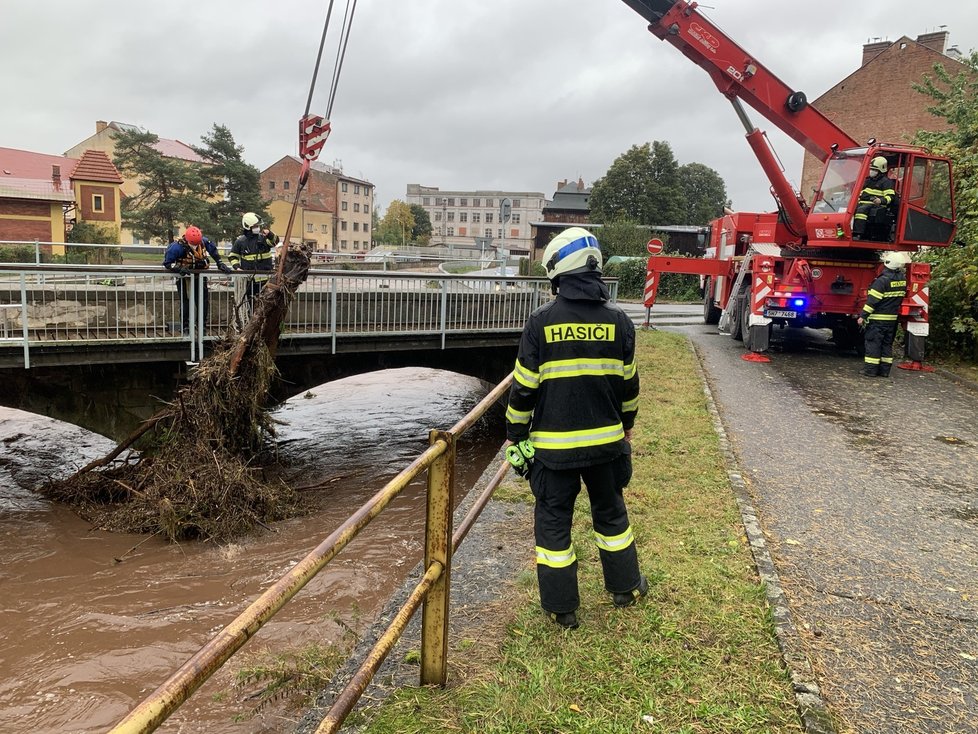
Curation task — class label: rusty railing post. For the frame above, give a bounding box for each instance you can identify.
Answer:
[421,429,455,685]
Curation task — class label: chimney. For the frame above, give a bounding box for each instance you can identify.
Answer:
[96,120,108,133]
[52,164,61,184]
[557,179,568,190]
[916,31,949,54]
[862,39,891,66]
[577,177,585,192]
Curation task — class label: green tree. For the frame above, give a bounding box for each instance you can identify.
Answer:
[112,127,210,244]
[590,141,685,225]
[593,217,652,259]
[409,204,433,245]
[913,52,978,359]
[193,124,270,243]
[378,200,416,246]
[64,221,121,264]
[678,162,729,225]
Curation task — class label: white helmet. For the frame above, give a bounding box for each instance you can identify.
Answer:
[870,156,888,175]
[542,227,602,280]
[242,212,261,229]
[882,251,910,270]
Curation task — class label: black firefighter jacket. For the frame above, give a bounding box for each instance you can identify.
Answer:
[862,267,907,322]
[505,272,640,470]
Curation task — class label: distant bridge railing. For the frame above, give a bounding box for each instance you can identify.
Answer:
[0,264,601,368]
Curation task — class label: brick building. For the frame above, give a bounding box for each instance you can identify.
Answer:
[260,156,374,252]
[0,146,123,245]
[531,178,593,256]
[800,31,971,199]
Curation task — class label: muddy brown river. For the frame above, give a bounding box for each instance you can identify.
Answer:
[0,367,503,733]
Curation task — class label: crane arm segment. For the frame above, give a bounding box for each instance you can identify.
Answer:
[621,0,859,162]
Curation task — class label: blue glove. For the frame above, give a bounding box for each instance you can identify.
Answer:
[505,440,535,478]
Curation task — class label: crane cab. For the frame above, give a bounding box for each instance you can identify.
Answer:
[808,146,956,249]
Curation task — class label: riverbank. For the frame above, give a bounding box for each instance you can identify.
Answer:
[296,330,809,733]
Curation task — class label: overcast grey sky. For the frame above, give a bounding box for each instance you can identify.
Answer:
[2,1,974,218]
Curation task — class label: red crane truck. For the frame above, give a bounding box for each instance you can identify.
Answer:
[622,0,957,363]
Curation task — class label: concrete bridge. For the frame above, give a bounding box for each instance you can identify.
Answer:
[0,264,596,438]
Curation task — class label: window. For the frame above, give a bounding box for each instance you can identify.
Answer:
[473,213,480,223]
[91,194,104,213]
[321,224,328,233]
[341,221,348,231]
[364,204,369,213]
[364,223,369,233]
[342,201,348,211]
[447,227,454,236]
[513,199,520,207]
[422,197,430,206]
[306,223,313,233]
[484,228,492,237]
[497,229,503,238]
[284,181,290,190]
[512,213,521,224]
[460,198,467,206]
[341,239,347,248]
[486,213,494,223]
[354,203,360,212]
[434,212,442,222]
[269,181,275,190]
[447,198,455,206]
[460,212,468,222]
[354,185,360,194]
[342,182,348,192]
[485,198,493,207]
[353,222,360,231]
[473,198,481,207]
[447,212,455,222]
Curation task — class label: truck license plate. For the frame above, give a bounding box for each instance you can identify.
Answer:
[766,309,797,319]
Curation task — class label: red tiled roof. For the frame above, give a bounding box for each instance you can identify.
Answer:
[0,146,77,200]
[152,138,206,163]
[70,149,124,183]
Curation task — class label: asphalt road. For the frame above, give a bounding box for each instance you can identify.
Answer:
[632,300,978,734]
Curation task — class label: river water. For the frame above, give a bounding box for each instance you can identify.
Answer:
[0,367,503,733]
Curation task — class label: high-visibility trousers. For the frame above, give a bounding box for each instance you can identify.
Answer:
[864,320,898,376]
[529,450,641,614]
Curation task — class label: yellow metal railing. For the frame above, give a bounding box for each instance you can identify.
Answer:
[108,374,514,734]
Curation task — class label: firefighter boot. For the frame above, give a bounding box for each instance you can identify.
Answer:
[547,611,579,630]
[612,574,649,608]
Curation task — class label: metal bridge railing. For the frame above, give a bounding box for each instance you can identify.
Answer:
[107,374,515,734]
[0,264,582,368]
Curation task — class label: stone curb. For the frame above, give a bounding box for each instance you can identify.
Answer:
[689,340,837,734]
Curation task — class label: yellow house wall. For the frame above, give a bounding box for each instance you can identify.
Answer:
[268,200,334,251]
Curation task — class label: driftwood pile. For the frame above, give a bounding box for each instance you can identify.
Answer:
[42,245,312,542]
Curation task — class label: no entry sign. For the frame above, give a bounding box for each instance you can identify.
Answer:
[646,238,664,254]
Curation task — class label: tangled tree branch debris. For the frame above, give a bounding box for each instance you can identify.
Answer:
[42,246,312,542]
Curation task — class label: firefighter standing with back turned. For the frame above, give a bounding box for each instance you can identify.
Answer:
[858,251,910,377]
[505,227,647,630]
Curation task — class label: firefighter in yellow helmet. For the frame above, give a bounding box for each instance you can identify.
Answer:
[857,251,910,376]
[504,227,646,629]
[852,156,899,241]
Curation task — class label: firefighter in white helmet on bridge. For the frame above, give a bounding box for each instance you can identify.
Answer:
[858,251,910,377]
[230,212,279,307]
[504,227,646,629]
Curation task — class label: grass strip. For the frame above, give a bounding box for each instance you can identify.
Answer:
[351,330,802,734]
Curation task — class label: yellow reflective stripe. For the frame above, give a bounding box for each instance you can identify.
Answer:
[862,187,894,196]
[882,291,905,297]
[854,213,868,220]
[868,289,884,299]
[865,357,881,364]
[593,526,635,552]
[241,253,273,261]
[538,357,625,381]
[867,313,897,321]
[622,397,639,413]
[513,359,540,389]
[536,545,576,568]
[881,357,894,364]
[623,360,637,380]
[530,423,625,450]
[506,405,532,424]
[863,305,875,314]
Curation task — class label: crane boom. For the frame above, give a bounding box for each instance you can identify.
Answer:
[621,0,859,161]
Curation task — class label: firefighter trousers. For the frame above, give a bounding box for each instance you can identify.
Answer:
[529,450,641,614]
[864,320,898,376]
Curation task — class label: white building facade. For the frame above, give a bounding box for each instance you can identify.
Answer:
[405,184,545,255]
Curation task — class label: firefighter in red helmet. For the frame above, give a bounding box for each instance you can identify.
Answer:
[163,226,232,333]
